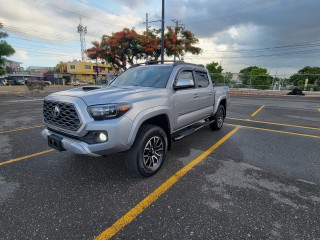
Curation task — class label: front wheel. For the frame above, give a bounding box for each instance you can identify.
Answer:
[210,104,225,130]
[126,124,167,177]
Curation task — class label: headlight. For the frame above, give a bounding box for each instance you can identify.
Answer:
[87,103,131,120]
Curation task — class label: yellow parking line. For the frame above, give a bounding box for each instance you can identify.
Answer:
[94,127,241,240]
[225,123,320,139]
[250,105,266,117]
[227,117,320,131]
[0,125,44,134]
[0,149,55,167]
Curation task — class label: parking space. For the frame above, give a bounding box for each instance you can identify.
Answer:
[0,93,319,239]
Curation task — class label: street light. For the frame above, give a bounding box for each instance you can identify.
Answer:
[160,0,165,63]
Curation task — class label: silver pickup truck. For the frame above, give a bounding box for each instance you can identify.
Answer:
[41,61,229,177]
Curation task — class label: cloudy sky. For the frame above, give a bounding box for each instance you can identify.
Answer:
[1,0,320,76]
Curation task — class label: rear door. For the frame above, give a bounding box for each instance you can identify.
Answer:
[194,70,215,118]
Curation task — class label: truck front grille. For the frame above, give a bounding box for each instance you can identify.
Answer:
[43,100,81,131]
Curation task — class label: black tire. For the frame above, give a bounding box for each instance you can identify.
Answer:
[126,124,167,177]
[210,104,225,130]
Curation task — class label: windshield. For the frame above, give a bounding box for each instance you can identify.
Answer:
[110,65,173,88]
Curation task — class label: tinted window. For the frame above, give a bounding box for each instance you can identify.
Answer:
[195,71,210,88]
[177,70,193,80]
[111,65,173,88]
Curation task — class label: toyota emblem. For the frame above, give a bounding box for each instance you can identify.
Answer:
[52,105,61,118]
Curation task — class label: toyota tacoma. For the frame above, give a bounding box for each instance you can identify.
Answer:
[41,61,230,177]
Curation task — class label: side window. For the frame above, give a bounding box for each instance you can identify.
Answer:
[195,71,210,88]
[174,70,195,89]
[177,70,193,80]
[70,65,75,69]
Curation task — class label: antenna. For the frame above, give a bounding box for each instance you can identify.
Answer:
[77,17,87,61]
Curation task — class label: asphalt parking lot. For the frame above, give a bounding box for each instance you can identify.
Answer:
[0,92,319,240]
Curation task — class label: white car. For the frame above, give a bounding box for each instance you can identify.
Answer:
[73,80,90,86]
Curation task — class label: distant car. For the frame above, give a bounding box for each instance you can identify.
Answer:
[287,88,305,96]
[73,80,90,86]
[43,80,51,86]
[15,79,26,85]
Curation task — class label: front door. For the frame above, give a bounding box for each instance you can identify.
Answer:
[172,69,199,130]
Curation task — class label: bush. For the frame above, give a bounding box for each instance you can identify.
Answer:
[26,80,46,90]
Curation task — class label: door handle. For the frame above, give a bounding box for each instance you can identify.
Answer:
[193,94,199,98]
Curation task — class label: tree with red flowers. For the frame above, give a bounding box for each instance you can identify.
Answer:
[87,26,202,69]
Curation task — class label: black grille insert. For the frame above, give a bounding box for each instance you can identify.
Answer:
[43,100,81,131]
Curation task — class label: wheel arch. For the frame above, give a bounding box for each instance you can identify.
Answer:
[127,110,172,150]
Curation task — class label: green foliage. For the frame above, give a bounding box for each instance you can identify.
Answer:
[289,66,320,87]
[0,22,15,76]
[206,61,224,83]
[87,26,202,69]
[239,66,272,89]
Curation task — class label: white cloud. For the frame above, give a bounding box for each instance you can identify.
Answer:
[14,48,30,60]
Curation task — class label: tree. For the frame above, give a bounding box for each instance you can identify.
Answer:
[239,66,272,89]
[289,66,320,87]
[86,40,104,61]
[206,61,224,83]
[55,61,67,73]
[0,22,15,76]
[164,26,202,60]
[100,28,144,69]
[87,27,202,69]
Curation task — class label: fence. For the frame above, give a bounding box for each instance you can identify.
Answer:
[210,73,320,92]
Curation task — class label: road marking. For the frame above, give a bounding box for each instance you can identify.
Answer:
[0,125,44,134]
[94,127,240,240]
[250,105,266,117]
[225,123,320,139]
[0,149,55,167]
[227,117,320,131]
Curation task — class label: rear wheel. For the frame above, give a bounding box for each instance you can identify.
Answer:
[210,104,225,130]
[126,124,167,177]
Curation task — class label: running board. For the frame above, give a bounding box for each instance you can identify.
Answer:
[173,119,215,141]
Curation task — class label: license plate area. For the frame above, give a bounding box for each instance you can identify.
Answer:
[48,134,65,151]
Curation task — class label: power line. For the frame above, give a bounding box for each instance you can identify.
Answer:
[4,25,77,41]
[7,36,78,48]
[34,0,125,28]
[182,0,299,25]
[76,0,121,16]
[204,40,320,54]
[181,0,275,22]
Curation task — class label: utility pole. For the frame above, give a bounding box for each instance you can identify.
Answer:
[172,19,181,61]
[143,13,161,33]
[77,17,87,61]
[145,13,149,32]
[160,0,165,63]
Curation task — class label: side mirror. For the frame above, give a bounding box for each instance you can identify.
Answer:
[174,78,194,90]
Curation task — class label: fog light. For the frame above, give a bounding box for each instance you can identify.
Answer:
[98,132,108,142]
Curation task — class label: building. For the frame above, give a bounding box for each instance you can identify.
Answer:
[28,66,55,78]
[4,60,24,76]
[65,60,118,84]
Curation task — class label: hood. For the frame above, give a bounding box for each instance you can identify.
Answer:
[51,85,168,106]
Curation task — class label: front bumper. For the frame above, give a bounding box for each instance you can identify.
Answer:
[41,116,133,157]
